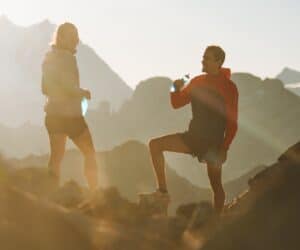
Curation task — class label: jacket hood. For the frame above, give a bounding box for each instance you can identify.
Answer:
[220,68,231,79]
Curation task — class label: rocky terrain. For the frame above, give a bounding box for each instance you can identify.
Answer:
[1,141,299,250]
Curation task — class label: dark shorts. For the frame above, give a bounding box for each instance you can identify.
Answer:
[178,131,223,165]
[45,115,88,139]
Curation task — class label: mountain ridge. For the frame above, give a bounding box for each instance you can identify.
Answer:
[0,17,132,126]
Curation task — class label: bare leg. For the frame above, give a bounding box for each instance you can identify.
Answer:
[207,163,225,214]
[72,128,98,190]
[149,134,191,192]
[47,133,67,183]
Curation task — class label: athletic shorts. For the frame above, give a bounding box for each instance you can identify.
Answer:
[178,131,223,165]
[45,115,88,139]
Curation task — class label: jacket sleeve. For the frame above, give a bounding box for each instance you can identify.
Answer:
[41,53,83,98]
[41,61,61,97]
[59,55,83,97]
[222,83,239,151]
[170,76,203,109]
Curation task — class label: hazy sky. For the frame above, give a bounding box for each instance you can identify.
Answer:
[1,0,300,87]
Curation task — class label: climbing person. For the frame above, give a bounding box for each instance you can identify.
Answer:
[148,45,238,214]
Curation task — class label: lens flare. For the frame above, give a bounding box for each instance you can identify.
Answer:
[170,85,176,93]
[81,97,88,116]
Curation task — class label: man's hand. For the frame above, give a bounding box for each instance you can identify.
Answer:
[173,79,185,91]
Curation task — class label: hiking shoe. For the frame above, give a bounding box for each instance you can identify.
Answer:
[139,189,171,203]
[47,168,59,188]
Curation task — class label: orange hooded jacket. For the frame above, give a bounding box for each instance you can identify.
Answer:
[170,68,238,151]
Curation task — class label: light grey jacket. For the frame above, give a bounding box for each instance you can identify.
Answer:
[41,46,83,117]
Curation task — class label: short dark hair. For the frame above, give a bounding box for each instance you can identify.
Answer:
[205,45,226,66]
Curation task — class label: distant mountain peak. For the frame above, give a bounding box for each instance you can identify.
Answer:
[25,19,56,33]
[280,67,298,74]
[0,14,17,27]
[0,18,132,126]
[0,14,11,22]
[32,19,53,28]
[0,16,55,31]
[276,67,300,84]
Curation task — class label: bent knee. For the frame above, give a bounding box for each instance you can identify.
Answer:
[149,138,163,152]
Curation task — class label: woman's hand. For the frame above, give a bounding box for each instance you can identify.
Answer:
[81,89,91,100]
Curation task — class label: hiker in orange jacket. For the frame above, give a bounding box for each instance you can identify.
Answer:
[149,45,238,213]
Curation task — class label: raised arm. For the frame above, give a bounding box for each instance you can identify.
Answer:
[170,76,204,109]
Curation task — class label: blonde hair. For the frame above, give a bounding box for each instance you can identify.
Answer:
[50,22,79,51]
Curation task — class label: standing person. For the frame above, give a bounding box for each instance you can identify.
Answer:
[41,22,98,190]
[148,46,238,214]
